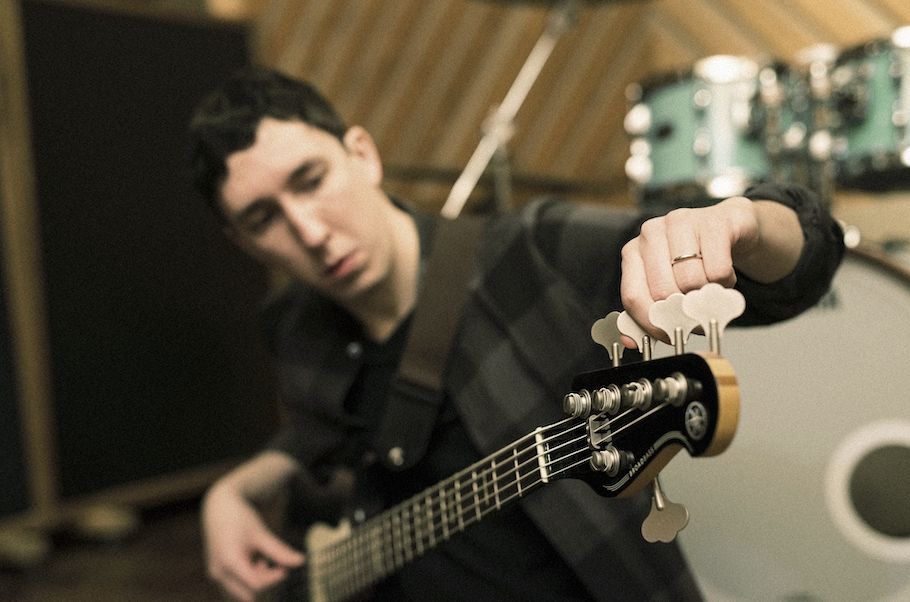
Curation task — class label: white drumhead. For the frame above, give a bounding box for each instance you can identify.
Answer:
[663,249,910,601]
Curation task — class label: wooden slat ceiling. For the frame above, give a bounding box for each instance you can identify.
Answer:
[245,0,910,213]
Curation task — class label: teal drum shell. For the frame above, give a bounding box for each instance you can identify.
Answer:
[625,56,781,212]
[832,32,910,190]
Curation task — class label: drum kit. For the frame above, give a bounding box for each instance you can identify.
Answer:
[628,26,910,602]
[624,26,910,212]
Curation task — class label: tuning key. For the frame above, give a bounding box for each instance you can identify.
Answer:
[641,477,689,543]
[617,311,654,361]
[681,283,746,353]
[649,293,700,354]
[590,312,625,367]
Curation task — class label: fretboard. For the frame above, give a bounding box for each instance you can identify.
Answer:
[308,416,589,602]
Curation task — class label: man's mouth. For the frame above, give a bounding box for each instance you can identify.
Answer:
[325,252,357,280]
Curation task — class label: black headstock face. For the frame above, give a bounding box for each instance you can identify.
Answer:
[543,353,738,498]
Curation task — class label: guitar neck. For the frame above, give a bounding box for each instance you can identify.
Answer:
[307,417,585,602]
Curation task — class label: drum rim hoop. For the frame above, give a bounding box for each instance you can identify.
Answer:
[847,243,910,283]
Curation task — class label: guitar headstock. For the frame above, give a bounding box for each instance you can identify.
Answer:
[541,286,744,542]
[545,351,739,498]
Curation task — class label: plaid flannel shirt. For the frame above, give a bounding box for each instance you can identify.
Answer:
[264,185,844,600]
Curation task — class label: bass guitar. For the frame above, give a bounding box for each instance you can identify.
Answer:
[303,284,744,602]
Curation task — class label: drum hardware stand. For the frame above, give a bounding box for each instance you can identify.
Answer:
[797,43,840,208]
[440,0,580,218]
[490,144,513,214]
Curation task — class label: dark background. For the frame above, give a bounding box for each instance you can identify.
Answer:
[8,0,277,503]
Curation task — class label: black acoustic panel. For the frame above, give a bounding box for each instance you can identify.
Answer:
[0,255,30,517]
[21,1,277,498]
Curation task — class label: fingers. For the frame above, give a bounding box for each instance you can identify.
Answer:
[620,237,667,345]
[620,204,743,343]
[695,222,736,288]
[221,571,256,602]
[666,212,708,293]
[636,215,678,300]
[215,542,300,601]
[229,549,295,595]
[254,530,305,569]
[202,484,304,601]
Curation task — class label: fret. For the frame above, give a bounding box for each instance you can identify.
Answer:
[439,487,450,540]
[402,505,413,563]
[492,457,501,509]
[454,478,465,531]
[341,538,353,597]
[391,511,402,569]
[513,447,523,497]
[351,533,365,596]
[369,523,382,582]
[330,543,345,602]
[347,545,359,600]
[382,514,395,571]
[425,492,436,548]
[471,470,482,521]
[331,541,346,599]
[449,486,460,532]
[412,498,424,556]
[394,511,402,568]
[363,528,375,588]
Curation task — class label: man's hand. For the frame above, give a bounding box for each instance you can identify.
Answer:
[201,453,305,601]
[619,197,803,345]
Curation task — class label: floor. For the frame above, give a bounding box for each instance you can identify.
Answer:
[0,500,224,602]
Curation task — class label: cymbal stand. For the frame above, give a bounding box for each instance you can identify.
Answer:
[440,0,579,218]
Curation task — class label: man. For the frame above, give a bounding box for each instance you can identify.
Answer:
[190,67,844,601]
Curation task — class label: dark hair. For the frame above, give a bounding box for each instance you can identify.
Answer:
[188,66,348,216]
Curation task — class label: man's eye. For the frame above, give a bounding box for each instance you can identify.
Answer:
[291,173,324,193]
[243,206,281,233]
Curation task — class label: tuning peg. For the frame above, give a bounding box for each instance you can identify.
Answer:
[649,293,700,354]
[617,311,653,361]
[641,477,689,543]
[590,312,625,367]
[681,283,746,353]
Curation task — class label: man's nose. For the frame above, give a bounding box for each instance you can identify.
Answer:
[283,200,329,248]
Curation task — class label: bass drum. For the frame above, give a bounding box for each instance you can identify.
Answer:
[663,247,910,601]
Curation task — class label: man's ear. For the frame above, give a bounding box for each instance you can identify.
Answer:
[343,125,383,186]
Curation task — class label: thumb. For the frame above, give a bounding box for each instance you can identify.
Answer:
[254,531,305,568]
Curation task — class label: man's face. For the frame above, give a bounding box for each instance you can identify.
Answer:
[219,117,395,303]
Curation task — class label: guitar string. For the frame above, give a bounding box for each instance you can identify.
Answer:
[315,401,675,600]
[318,456,574,601]
[317,442,597,602]
[316,401,674,598]
[343,399,671,551]
[314,422,589,597]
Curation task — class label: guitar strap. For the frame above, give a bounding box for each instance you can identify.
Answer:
[373,214,488,471]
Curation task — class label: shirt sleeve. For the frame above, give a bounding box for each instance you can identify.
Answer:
[733,182,846,325]
[518,196,638,313]
[520,183,845,328]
